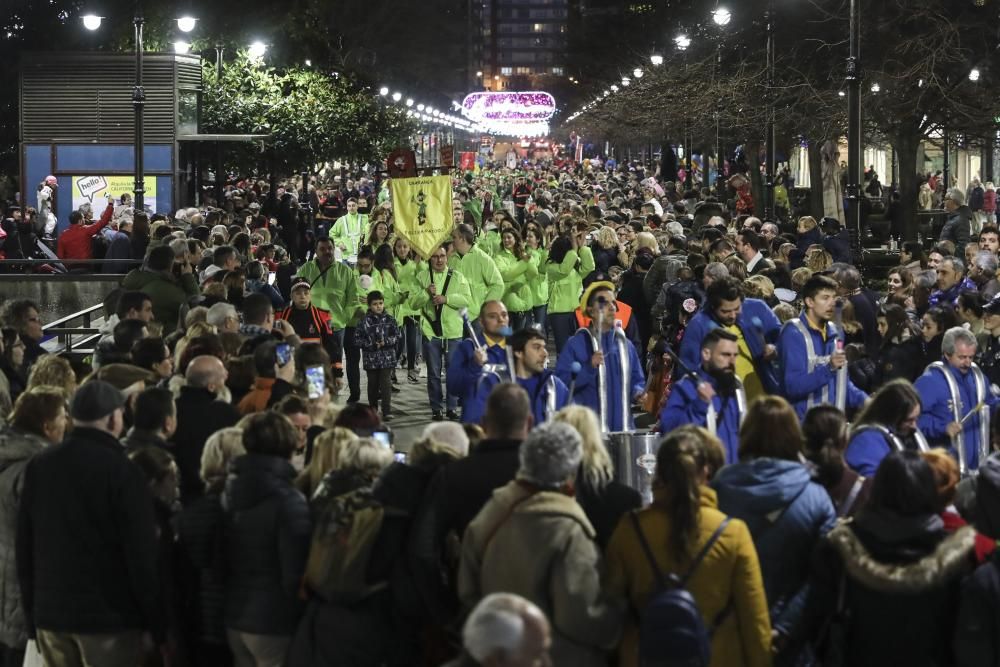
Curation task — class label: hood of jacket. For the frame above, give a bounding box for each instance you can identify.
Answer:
[713,457,812,516]
[0,426,47,473]
[828,520,974,594]
[223,453,298,512]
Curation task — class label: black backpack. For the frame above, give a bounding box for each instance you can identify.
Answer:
[630,511,731,667]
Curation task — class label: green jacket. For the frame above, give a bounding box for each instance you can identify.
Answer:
[527,247,549,308]
[394,258,423,320]
[546,246,595,314]
[408,265,472,340]
[295,259,357,329]
[478,229,502,257]
[328,213,370,257]
[451,244,503,319]
[463,199,483,227]
[349,270,384,327]
[121,269,199,334]
[494,248,537,313]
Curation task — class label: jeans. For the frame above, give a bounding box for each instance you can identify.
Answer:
[532,304,548,336]
[509,311,530,333]
[423,337,460,412]
[396,316,422,370]
[367,368,392,414]
[36,629,142,667]
[549,311,579,354]
[344,326,362,400]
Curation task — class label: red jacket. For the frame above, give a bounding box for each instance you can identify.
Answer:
[57,203,113,260]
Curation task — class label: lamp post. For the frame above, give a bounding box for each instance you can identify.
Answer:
[132,8,145,213]
[763,0,776,220]
[845,0,862,260]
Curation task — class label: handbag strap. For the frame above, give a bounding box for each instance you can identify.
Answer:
[838,476,865,518]
[628,510,732,588]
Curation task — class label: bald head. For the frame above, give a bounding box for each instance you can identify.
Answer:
[186,355,228,393]
[480,300,510,338]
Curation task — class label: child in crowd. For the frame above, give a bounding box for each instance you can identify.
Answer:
[354,290,400,420]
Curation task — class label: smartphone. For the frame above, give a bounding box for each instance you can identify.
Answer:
[305,365,325,399]
[372,429,393,448]
[275,343,292,367]
[393,451,408,464]
[267,271,277,286]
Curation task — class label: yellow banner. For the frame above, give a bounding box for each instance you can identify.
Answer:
[390,175,453,260]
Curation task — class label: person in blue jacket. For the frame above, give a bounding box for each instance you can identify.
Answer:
[713,395,837,655]
[447,300,512,422]
[660,328,745,463]
[845,379,924,477]
[555,281,645,432]
[466,328,569,426]
[779,274,868,419]
[678,275,780,401]
[914,326,999,473]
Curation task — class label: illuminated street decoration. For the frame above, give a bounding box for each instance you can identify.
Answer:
[461,91,555,136]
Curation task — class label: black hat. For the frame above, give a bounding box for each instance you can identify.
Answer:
[985,295,1000,316]
[70,380,126,421]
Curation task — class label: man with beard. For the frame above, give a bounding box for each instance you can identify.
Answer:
[679,276,781,401]
[660,328,745,463]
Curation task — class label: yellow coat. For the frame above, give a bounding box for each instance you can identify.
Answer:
[604,486,772,667]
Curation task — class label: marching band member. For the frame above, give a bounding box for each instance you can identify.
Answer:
[845,379,928,477]
[447,300,513,423]
[660,328,746,463]
[555,281,645,432]
[779,274,868,419]
[914,326,998,474]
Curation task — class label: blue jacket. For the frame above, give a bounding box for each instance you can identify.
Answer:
[844,428,895,478]
[659,369,741,464]
[466,368,570,426]
[713,458,836,634]
[447,339,509,421]
[778,313,868,419]
[555,328,645,432]
[678,298,781,392]
[915,362,998,470]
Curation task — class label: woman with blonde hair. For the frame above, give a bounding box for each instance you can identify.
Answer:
[553,405,641,548]
[743,275,775,303]
[591,225,623,273]
[605,425,771,666]
[296,426,357,499]
[26,354,77,397]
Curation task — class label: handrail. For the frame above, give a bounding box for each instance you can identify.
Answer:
[43,304,105,331]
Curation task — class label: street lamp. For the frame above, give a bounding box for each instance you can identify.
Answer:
[379,86,389,96]
[650,53,663,66]
[176,16,197,32]
[969,68,981,82]
[405,98,414,107]
[674,34,691,50]
[173,40,190,54]
[621,77,630,86]
[713,7,732,26]
[248,41,267,59]
[392,92,402,102]
[633,68,643,78]
[81,14,103,30]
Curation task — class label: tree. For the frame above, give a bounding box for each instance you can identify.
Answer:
[201,53,415,178]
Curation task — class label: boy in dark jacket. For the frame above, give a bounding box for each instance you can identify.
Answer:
[354,291,400,420]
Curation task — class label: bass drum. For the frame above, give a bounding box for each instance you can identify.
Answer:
[606,431,661,506]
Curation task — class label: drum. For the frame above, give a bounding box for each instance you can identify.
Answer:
[606,431,661,505]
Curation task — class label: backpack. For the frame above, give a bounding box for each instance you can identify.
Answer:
[629,511,731,667]
[303,484,396,604]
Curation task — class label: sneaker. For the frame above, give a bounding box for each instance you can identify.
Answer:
[407,370,420,384]
[431,411,444,421]
[382,413,393,422]
[391,385,401,394]
[446,410,460,421]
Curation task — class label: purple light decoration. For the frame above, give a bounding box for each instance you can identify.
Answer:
[461,91,556,122]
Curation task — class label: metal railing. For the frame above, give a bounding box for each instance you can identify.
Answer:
[41,303,106,355]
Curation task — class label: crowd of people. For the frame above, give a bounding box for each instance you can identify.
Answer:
[0,160,1000,666]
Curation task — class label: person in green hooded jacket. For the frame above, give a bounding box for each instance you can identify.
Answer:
[296,237,357,335]
[343,248,383,402]
[448,224,503,325]
[546,226,595,353]
[393,237,424,384]
[494,228,538,333]
[525,225,549,333]
[409,245,472,420]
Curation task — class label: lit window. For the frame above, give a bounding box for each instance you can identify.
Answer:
[533,23,544,32]
[500,67,513,75]
[551,67,564,75]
